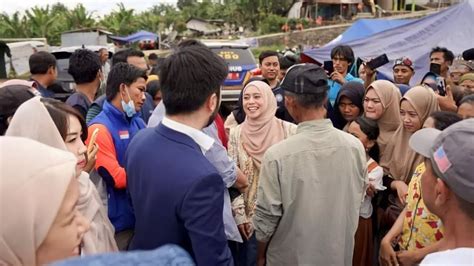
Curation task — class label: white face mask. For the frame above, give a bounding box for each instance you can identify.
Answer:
[120,87,136,117]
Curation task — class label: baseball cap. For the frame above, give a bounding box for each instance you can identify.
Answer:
[393,57,414,70]
[280,64,329,95]
[0,85,36,120]
[409,119,474,203]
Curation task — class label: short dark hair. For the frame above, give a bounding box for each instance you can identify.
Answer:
[279,55,299,70]
[147,80,161,98]
[460,94,474,105]
[148,53,158,60]
[160,45,227,115]
[178,39,206,49]
[259,50,279,65]
[68,49,101,84]
[111,49,131,66]
[128,49,145,58]
[284,90,327,109]
[106,63,148,101]
[353,115,380,162]
[29,51,56,75]
[41,98,88,141]
[331,45,355,65]
[430,47,455,64]
[429,111,462,130]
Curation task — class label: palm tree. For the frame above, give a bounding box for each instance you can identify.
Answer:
[25,6,58,38]
[99,3,137,36]
[66,4,96,30]
[137,11,161,33]
[0,12,31,38]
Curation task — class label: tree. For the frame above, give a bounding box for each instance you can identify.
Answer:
[0,12,31,38]
[66,4,96,30]
[99,3,137,35]
[25,6,58,38]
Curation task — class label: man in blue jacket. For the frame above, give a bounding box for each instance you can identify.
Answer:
[125,44,233,265]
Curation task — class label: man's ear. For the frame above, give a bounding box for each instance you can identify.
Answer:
[47,66,56,75]
[435,178,451,206]
[207,93,218,112]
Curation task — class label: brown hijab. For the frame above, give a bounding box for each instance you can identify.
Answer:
[240,81,287,165]
[365,80,402,155]
[380,86,440,182]
[0,137,76,265]
[5,97,118,254]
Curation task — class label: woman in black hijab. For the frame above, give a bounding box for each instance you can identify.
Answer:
[333,81,365,130]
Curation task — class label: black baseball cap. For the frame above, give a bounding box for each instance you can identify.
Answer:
[0,85,36,120]
[280,64,329,95]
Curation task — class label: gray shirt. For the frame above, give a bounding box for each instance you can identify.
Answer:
[253,119,368,265]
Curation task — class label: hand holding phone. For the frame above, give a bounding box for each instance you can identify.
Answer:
[323,60,334,74]
[366,54,389,70]
[87,128,100,155]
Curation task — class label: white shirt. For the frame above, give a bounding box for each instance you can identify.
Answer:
[161,116,214,155]
[421,248,474,265]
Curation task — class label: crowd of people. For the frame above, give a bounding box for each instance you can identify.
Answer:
[0,40,473,266]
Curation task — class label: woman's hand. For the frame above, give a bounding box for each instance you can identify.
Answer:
[380,238,399,266]
[391,180,408,205]
[84,143,98,173]
[366,183,377,197]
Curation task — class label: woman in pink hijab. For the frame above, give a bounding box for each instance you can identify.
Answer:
[228,80,296,260]
[0,137,90,265]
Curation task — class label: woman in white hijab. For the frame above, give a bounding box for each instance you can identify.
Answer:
[0,136,90,265]
[6,97,118,254]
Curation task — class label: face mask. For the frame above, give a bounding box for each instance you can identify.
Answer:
[121,87,136,117]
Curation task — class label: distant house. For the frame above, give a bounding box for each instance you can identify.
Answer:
[61,28,112,47]
[186,18,223,36]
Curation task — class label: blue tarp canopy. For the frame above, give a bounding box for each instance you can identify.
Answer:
[325,18,413,46]
[303,1,474,86]
[109,30,159,44]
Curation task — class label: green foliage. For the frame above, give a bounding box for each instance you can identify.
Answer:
[0,0,297,45]
[259,13,287,34]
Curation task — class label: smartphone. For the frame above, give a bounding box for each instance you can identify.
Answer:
[87,128,100,155]
[323,60,334,74]
[366,54,389,70]
[436,76,446,96]
[430,63,441,75]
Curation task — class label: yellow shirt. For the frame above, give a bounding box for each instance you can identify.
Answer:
[399,162,444,250]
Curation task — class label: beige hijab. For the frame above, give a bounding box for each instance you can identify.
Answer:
[0,136,76,265]
[366,80,402,155]
[240,81,287,165]
[380,86,440,182]
[6,97,118,254]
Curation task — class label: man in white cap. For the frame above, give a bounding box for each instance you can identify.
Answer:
[409,119,474,264]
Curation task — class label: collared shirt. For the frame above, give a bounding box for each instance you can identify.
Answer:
[161,117,214,155]
[253,119,368,265]
[30,79,55,98]
[150,103,241,242]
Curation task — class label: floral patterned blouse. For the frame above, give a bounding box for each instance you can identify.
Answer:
[399,162,444,250]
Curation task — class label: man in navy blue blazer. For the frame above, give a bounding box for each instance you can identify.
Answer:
[125,43,233,265]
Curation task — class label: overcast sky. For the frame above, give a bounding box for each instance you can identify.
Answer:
[1,0,177,16]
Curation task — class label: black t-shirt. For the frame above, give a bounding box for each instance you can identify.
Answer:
[66,92,91,119]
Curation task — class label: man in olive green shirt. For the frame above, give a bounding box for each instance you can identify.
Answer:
[253,64,368,266]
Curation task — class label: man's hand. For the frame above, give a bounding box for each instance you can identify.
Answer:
[380,238,399,266]
[330,71,347,85]
[397,250,422,266]
[436,84,457,112]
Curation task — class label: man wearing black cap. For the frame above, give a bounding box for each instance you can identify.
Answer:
[0,84,35,135]
[409,119,474,264]
[253,64,368,265]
